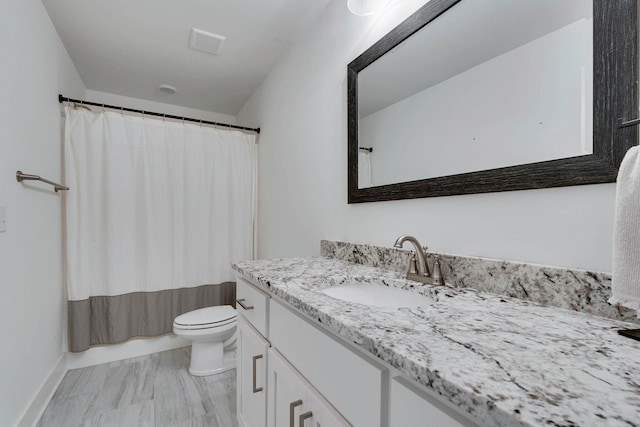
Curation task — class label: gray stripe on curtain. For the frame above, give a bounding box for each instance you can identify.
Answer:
[68,282,236,352]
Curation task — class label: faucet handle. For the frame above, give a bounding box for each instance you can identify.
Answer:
[431,256,445,285]
[408,252,418,275]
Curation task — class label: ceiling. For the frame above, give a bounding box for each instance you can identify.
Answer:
[42,0,331,115]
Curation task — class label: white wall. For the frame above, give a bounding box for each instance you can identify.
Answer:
[0,1,85,426]
[85,90,237,125]
[362,18,593,186]
[237,0,617,272]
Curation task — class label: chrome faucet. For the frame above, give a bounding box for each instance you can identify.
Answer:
[393,235,444,285]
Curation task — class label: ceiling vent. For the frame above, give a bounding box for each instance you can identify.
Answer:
[190,28,226,55]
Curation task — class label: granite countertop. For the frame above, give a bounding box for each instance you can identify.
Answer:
[232,256,640,427]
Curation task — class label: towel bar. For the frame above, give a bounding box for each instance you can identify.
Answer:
[16,171,69,192]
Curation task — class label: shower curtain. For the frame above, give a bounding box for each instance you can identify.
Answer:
[64,107,256,352]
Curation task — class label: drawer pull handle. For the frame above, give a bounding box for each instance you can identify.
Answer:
[252,354,263,393]
[237,299,254,310]
[289,399,303,427]
[299,411,313,426]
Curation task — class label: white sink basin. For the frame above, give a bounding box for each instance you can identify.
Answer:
[321,282,433,308]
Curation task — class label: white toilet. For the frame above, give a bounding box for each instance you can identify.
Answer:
[173,305,237,376]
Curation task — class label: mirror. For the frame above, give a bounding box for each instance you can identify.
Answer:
[359,0,594,186]
[347,0,638,203]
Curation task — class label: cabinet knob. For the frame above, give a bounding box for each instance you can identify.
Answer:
[299,411,313,426]
[289,399,303,427]
[252,354,263,393]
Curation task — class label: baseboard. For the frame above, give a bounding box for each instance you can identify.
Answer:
[66,333,190,370]
[16,355,67,427]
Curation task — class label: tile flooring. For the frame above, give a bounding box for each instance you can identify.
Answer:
[37,347,238,427]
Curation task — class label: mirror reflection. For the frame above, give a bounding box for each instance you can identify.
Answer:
[357,0,593,188]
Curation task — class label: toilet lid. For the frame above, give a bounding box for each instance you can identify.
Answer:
[174,305,236,327]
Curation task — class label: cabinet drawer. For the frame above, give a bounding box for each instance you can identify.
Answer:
[236,276,269,338]
[270,300,383,427]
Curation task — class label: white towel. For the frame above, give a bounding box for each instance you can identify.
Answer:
[609,146,640,316]
[358,151,372,188]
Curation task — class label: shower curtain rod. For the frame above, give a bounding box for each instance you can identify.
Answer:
[58,94,260,134]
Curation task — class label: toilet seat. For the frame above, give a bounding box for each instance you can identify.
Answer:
[174,305,237,330]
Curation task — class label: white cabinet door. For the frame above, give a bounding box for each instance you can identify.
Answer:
[268,348,350,427]
[267,348,308,427]
[237,316,269,427]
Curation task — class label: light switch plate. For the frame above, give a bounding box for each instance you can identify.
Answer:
[0,205,7,233]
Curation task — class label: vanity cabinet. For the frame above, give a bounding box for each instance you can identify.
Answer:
[236,274,481,427]
[268,348,350,427]
[236,276,361,427]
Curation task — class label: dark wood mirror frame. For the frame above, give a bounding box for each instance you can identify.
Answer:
[348,0,638,203]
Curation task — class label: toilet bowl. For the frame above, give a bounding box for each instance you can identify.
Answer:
[173,305,237,376]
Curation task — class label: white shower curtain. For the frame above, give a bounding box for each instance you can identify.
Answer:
[64,106,256,351]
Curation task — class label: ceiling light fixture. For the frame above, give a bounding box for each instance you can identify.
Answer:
[158,84,177,94]
[347,0,390,16]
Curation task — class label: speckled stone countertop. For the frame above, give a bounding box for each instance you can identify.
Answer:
[233,256,640,427]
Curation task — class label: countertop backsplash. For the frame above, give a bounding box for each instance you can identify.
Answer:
[321,240,638,324]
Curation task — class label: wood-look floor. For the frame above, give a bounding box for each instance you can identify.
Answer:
[37,347,238,427]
